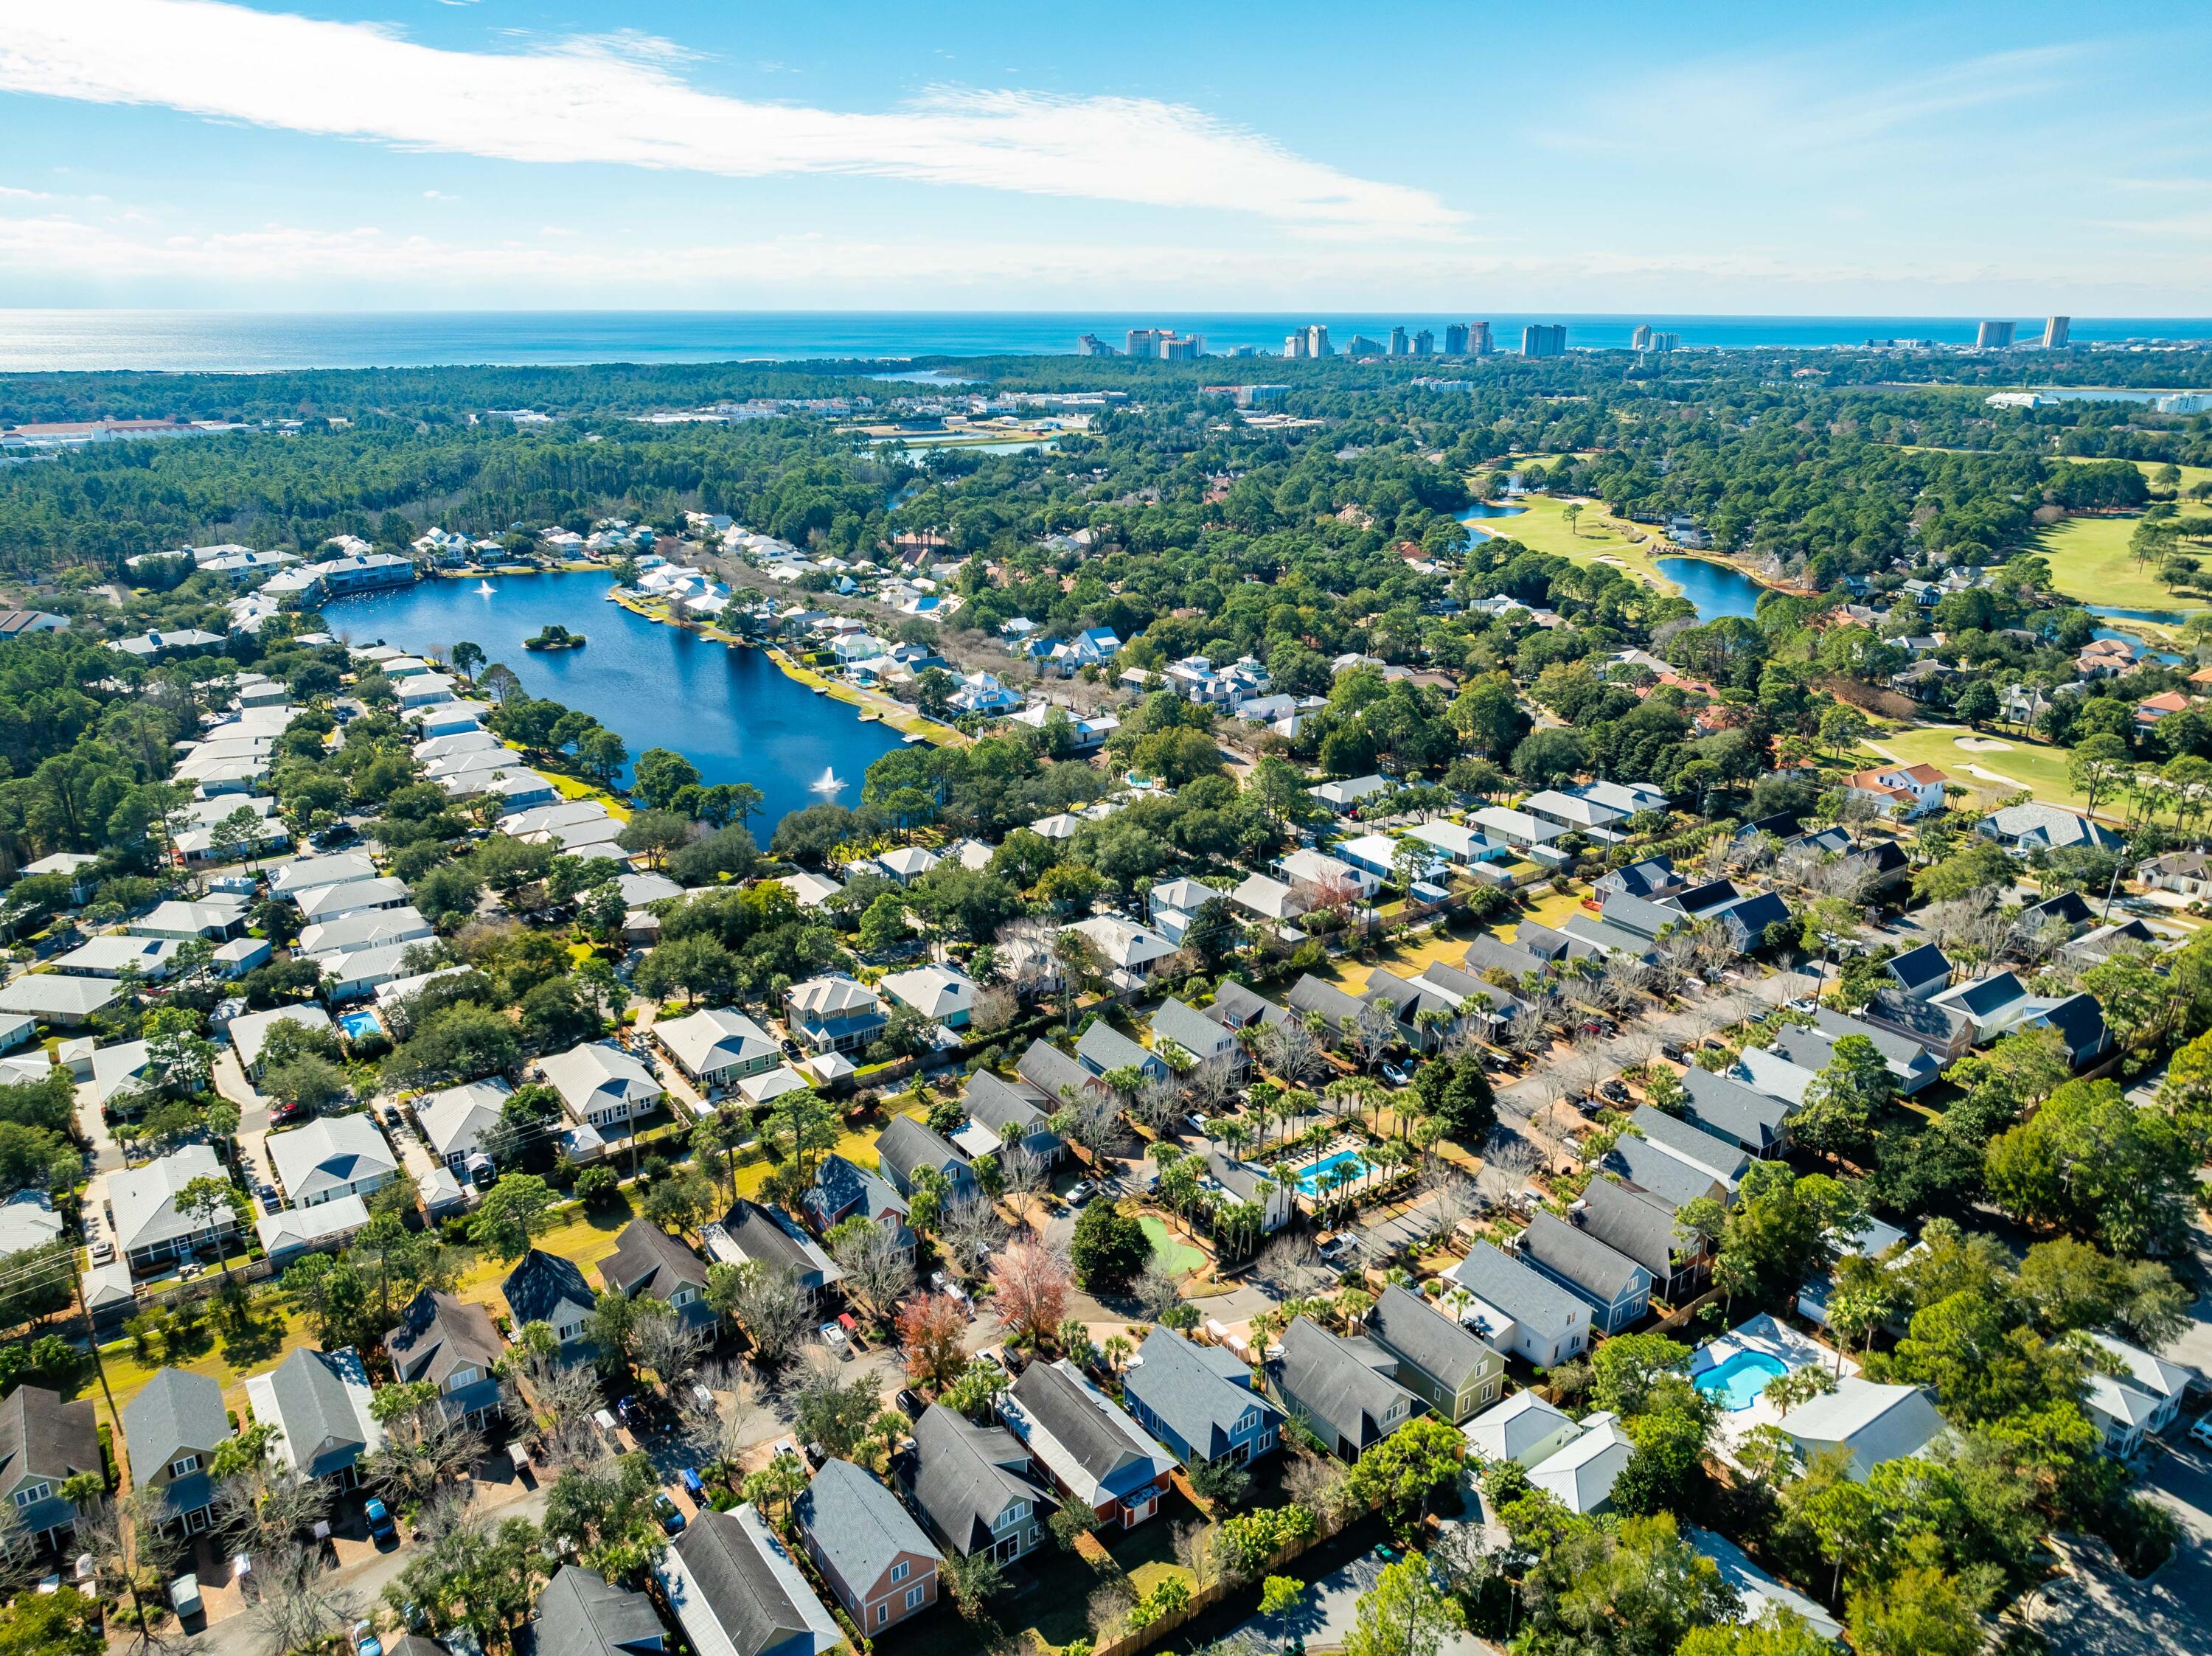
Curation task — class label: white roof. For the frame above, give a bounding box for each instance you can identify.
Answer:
[737,1064,813,1105]
[538,1040,663,1115]
[416,1078,512,1161]
[778,871,844,908]
[228,1004,334,1071]
[0,1189,62,1255]
[256,1193,372,1256]
[1231,872,1304,921]
[53,935,180,976]
[877,846,939,879]
[1473,806,1562,844]
[1778,1379,1945,1478]
[268,1115,397,1204]
[1279,847,1378,893]
[296,877,411,922]
[877,963,978,1022]
[2090,1332,2196,1403]
[1461,1391,1574,1466]
[656,1007,778,1076]
[269,853,378,897]
[787,975,881,1017]
[1067,914,1176,971]
[108,1144,232,1253]
[1525,1412,1634,1513]
[1152,877,1223,911]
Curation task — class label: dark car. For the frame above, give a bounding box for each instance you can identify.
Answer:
[269,1100,312,1128]
[652,1493,686,1535]
[614,1395,649,1430]
[1599,1080,1630,1104]
[895,1387,927,1420]
[310,823,358,849]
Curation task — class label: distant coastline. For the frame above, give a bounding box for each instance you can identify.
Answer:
[5,309,2212,374]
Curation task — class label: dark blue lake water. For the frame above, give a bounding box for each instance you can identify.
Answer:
[1654,558,1764,621]
[323,571,906,831]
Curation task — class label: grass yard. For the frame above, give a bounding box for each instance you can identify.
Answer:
[1315,920,1484,992]
[1512,883,1590,936]
[1860,727,2096,814]
[2028,513,2209,616]
[1477,496,1680,589]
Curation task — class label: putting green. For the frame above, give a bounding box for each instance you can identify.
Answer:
[1141,1216,1206,1277]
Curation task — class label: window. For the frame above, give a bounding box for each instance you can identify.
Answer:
[875,1606,887,1628]
[170,1456,198,1478]
[905,1586,925,1610]
[449,1366,476,1388]
[12,1482,49,1509]
[1002,1501,1028,1526]
[890,1562,909,1584]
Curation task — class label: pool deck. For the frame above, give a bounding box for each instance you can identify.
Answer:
[1697,1312,1856,1469]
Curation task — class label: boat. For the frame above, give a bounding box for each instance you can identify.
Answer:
[902,731,930,744]
[812,685,830,696]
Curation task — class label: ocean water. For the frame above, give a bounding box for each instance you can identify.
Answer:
[3,310,2211,373]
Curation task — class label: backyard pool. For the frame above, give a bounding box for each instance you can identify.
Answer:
[338,1009,385,1043]
[1695,1349,1790,1411]
[1293,1149,1368,1196]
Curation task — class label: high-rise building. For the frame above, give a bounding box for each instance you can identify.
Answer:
[1651,332,1680,352]
[1125,327,1166,358]
[1075,334,1114,357]
[1307,324,1332,358]
[1160,335,1205,361]
[1345,335,1384,356]
[2043,316,2071,349]
[1413,329,1435,355]
[1444,323,1469,355]
[1388,326,1409,356]
[1283,333,1307,360]
[1975,320,2016,349]
[1467,321,1493,355]
[1631,324,1653,351]
[1523,324,1567,358]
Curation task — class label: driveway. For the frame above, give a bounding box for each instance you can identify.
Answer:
[2033,1442,2212,1656]
[1227,1540,1497,1656]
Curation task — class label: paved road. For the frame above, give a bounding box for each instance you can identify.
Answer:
[2033,1444,2212,1656]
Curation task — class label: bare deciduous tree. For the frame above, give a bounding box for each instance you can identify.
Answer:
[633,1295,710,1391]
[248,1541,360,1656]
[830,1221,915,1321]
[941,1192,1008,1277]
[1255,1017,1321,1085]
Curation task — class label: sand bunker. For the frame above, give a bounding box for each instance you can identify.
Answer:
[1953,736,2014,751]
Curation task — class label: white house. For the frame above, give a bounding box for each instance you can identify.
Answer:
[1065,914,1179,987]
[268,1116,399,1209]
[537,1041,665,1129]
[877,964,978,1030]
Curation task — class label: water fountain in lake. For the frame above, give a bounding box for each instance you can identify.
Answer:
[810,767,844,793]
[475,580,496,596]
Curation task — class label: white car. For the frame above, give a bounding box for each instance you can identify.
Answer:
[2191,1415,2212,1450]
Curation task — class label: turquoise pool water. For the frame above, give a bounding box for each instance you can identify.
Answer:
[1695,1350,1791,1410]
[1294,1149,1367,1195]
[338,1009,384,1042]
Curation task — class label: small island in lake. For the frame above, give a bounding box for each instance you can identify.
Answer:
[524,624,585,651]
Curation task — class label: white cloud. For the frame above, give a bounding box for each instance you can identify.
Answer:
[0,184,52,200]
[422,189,457,200]
[0,0,1456,236]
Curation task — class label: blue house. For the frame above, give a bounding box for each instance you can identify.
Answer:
[1121,1327,1282,1469]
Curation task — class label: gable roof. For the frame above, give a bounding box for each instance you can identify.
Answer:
[504,1248,597,1327]
[1210,980,1288,1028]
[1597,1132,1725,1210]
[1461,1391,1575,1465]
[656,1007,779,1076]
[712,1200,844,1289]
[1576,1178,1696,1279]
[874,1115,972,1187]
[1628,1104,1749,1186]
[793,1458,937,1593]
[1363,1282,1498,1391]
[1274,1318,1421,1451]
[535,1565,667,1656]
[0,1384,97,1492]
[1520,1211,1650,1307]
[1075,1019,1157,1076]
[1286,974,1367,1026]
[1016,1038,1093,1106]
[1150,997,1238,1060]
[1123,1326,1280,1459]
[256,1344,382,1478]
[602,1220,709,1301]
[1446,1242,1590,1340]
[661,1504,841,1656]
[1677,1065,1791,1152]
[907,1404,1054,1553]
[961,1071,1051,1139]
[122,1365,229,1485]
[268,1113,397,1203]
[385,1288,503,1389]
[1885,943,1952,998]
[1003,1360,1175,1506]
[538,1040,663,1114]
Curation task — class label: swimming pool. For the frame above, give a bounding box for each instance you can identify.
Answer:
[1294,1149,1368,1196]
[1695,1349,1791,1411]
[338,1009,384,1043]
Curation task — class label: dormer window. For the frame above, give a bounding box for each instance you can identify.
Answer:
[449,1366,476,1388]
[170,1455,198,1478]
[12,1481,49,1508]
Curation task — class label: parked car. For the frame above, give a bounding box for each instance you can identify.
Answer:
[1064,1180,1096,1206]
[89,1237,114,1264]
[1786,998,1817,1014]
[1599,1080,1630,1104]
[1380,1060,1410,1086]
[1184,1113,1213,1139]
[652,1493,686,1536]
[896,1387,927,1419]
[364,1498,396,1545]
[351,1620,383,1656]
[170,1576,203,1621]
[270,1101,311,1128]
[614,1395,649,1430]
[2191,1414,2212,1450]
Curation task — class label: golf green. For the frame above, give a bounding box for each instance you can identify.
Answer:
[1141,1216,1206,1277]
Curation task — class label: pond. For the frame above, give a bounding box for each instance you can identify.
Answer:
[1455,501,1527,540]
[322,571,908,832]
[1654,557,1765,622]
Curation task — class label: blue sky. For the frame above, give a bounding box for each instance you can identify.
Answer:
[0,0,2208,312]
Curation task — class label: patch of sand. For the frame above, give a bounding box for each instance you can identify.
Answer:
[1953,737,2014,751]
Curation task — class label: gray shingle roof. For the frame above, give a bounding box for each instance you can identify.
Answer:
[1448,1242,1592,1337]
[793,1458,936,1597]
[1273,1318,1421,1454]
[1599,1133,1726,1210]
[874,1116,971,1189]
[1363,1283,1498,1394]
[662,1504,837,1656]
[715,1200,844,1291]
[1210,980,1288,1028]
[602,1221,709,1302]
[1629,1105,1749,1183]
[1286,975,1366,1026]
[122,1365,227,1484]
[1003,1360,1174,1503]
[961,1071,1050,1138]
[1074,1020,1155,1076]
[1150,997,1237,1061]
[384,1289,503,1390]
[1520,1211,1649,1306]
[1016,1039,1093,1106]
[1678,1065,1790,1152]
[265,1346,378,1478]
[503,1248,597,1328]
[1123,1327,1280,1461]
[806,1155,908,1234]
[907,1404,1053,1554]
[0,1383,97,1490]
[1576,1178,1694,1280]
[533,1565,667,1656]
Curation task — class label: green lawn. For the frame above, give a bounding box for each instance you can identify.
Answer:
[1860,727,2096,814]
[1140,1217,1207,1277]
[2028,513,2208,616]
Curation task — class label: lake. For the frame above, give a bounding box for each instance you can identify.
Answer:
[1655,557,1764,621]
[322,571,908,832]
[1456,501,1527,540]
